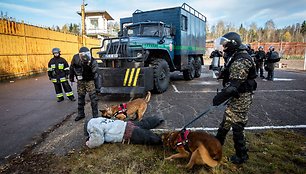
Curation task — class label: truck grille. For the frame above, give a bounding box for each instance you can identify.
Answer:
[106,40,129,57]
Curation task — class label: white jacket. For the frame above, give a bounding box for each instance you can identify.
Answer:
[86,117,127,148]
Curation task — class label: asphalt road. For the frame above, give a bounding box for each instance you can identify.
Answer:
[0,74,77,163]
[1,67,306,163]
[148,68,306,129]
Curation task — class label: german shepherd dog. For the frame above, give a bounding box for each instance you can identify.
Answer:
[162,130,222,169]
[100,92,151,121]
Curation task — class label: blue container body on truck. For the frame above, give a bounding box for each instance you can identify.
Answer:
[91,3,206,96]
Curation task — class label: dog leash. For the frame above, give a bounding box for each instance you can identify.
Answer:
[181,98,231,131]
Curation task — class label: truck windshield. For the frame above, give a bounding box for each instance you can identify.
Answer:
[127,24,161,37]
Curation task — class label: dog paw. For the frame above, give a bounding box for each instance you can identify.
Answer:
[165,157,173,161]
[176,164,185,168]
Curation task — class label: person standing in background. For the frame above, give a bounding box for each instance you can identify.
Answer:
[47,48,75,102]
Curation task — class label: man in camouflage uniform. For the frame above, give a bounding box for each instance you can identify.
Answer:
[70,47,99,121]
[213,32,257,164]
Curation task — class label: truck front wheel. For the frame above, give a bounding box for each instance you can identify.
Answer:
[151,59,170,93]
[183,58,195,80]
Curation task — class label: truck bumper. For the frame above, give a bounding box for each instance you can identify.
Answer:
[97,67,154,95]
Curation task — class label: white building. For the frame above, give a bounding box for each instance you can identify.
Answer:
[78,11,114,37]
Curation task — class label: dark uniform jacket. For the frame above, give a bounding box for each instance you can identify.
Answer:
[254,50,265,63]
[47,57,70,83]
[69,54,98,82]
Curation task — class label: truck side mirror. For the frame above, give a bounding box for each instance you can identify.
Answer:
[122,28,128,36]
[118,31,123,37]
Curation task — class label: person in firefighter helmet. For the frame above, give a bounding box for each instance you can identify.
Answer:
[47,48,75,102]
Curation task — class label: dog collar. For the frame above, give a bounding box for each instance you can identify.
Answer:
[176,130,190,147]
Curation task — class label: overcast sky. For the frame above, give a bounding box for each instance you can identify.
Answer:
[1,0,305,29]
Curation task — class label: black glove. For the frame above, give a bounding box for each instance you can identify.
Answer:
[213,91,231,106]
[213,86,239,106]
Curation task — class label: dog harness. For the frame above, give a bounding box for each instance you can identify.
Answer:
[113,103,128,119]
[175,129,191,152]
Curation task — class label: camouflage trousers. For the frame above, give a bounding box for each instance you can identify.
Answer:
[216,92,253,157]
[77,80,98,117]
[220,92,253,130]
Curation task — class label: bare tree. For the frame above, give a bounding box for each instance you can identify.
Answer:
[264,19,276,42]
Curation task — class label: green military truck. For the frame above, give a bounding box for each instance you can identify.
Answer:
[91,3,206,95]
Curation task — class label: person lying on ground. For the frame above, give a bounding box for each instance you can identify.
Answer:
[85,116,164,148]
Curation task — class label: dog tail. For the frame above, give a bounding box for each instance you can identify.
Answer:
[198,144,219,167]
[144,91,151,103]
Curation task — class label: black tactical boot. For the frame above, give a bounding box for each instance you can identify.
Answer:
[76,95,86,121]
[68,96,76,101]
[231,123,249,164]
[57,97,64,102]
[90,93,99,118]
[75,115,85,121]
[230,153,249,164]
[215,127,230,145]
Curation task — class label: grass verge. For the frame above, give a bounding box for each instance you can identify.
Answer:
[1,130,305,174]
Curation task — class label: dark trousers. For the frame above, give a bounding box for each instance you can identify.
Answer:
[267,70,274,80]
[53,81,73,99]
[130,117,163,145]
[256,61,264,77]
[266,62,275,80]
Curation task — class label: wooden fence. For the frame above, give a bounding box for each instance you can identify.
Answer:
[0,19,100,80]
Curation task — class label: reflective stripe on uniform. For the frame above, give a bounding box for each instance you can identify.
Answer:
[66,91,74,97]
[47,68,53,71]
[51,64,56,68]
[60,77,67,82]
[123,68,140,87]
[52,79,57,83]
[56,93,64,98]
[64,67,70,71]
[58,63,64,69]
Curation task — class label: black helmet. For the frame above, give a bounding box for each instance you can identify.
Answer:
[52,48,60,54]
[78,46,91,63]
[258,46,264,50]
[221,32,242,52]
[269,46,275,51]
[79,47,89,53]
[52,48,60,57]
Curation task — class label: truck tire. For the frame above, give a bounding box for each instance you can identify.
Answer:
[194,57,202,78]
[183,58,195,80]
[151,59,170,93]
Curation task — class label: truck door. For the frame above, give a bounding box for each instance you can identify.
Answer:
[163,26,174,60]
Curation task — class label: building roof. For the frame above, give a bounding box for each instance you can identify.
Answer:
[77,11,114,20]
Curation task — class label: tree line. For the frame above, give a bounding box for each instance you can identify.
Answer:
[2,11,305,41]
[207,20,306,43]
